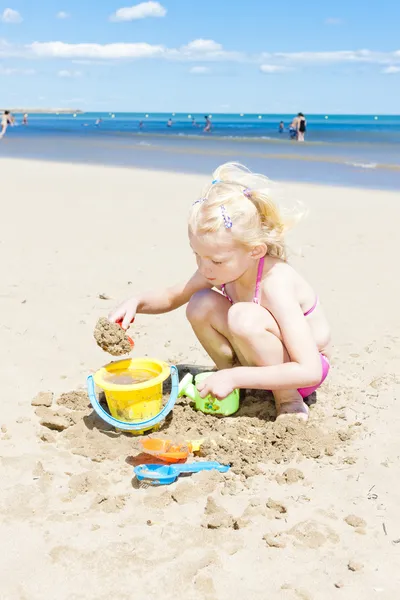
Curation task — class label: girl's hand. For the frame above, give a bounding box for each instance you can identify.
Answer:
[108,297,138,330]
[197,370,237,400]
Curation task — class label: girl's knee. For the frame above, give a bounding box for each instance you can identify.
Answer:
[186,289,221,323]
[228,302,279,338]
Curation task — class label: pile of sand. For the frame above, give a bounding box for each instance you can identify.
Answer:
[163,392,353,476]
[93,317,132,356]
[34,386,353,477]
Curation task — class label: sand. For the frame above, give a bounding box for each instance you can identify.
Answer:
[1,158,400,599]
[93,316,133,356]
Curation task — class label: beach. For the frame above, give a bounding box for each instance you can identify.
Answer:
[1,157,400,599]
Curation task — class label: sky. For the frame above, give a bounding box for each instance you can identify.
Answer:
[1,0,400,113]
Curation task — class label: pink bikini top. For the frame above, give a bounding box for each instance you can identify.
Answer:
[221,256,318,316]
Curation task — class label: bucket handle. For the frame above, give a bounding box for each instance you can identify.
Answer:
[87,365,178,432]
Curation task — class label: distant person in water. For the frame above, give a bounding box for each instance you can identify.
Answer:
[139,120,144,130]
[95,117,102,126]
[279,121,284,133]
[192,117,199,127]
[23,113,28,125]
[204,115,212,132]
[167,118,173,127]
[296,112,307,142]
[0,110,10,139]
[290,113,307,142]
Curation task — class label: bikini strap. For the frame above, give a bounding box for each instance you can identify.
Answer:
[253,256,265,304]
[303,295,319,317]
[221,284,233,305]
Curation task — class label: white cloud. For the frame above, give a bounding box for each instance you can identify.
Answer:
[189,66,210,74]
[56,11,70,19]
[260,64,288,73]
[1,8,22,23]
[184,39,222,53]
[382,65,400,74]
[31,41,166,59]
[27,39,243,62]
[1,37,400,72]
[270,50,375,64]
[58,69,82,77]
[110,1,166,22]
[179,39,244,62]
[325,17,343,25]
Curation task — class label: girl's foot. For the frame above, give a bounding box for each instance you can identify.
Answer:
[275,394,309,422]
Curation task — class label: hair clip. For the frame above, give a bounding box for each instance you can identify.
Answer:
[220,205,233,229]
[192,197,206,206]
[243,188,252,198]
[212,179,220,185]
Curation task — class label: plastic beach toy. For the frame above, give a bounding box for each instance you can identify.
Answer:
[134,461,230,485]
[178,372,240,416]
[87,357,178,434]
[139,438,204,463]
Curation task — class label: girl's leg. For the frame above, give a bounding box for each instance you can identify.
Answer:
[186,289,239,369]
[187,295,308,420]
[227,302,308,420]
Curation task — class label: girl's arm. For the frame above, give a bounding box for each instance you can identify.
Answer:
[231,282,323,390]
[109,270,213,328]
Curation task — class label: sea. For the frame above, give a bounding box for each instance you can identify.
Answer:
[1,112,400,190]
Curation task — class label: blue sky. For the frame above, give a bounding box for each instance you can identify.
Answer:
[1,0,400,113]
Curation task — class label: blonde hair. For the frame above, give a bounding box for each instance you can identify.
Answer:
[188,163,302,260]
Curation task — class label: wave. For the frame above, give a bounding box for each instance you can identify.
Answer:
[345,161,378,169]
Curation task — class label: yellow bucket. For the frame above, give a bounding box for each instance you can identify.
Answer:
[88,357,178,435]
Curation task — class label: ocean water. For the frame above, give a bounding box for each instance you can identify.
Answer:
[1,112,400,189]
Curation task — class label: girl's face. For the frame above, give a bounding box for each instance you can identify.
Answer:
[189,229,257,285]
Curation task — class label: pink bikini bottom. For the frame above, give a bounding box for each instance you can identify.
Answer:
[297,353,330,399]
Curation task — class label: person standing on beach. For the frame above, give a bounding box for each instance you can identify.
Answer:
[0,110,10,139]
[23,113,28,125]
[279,121,284,133]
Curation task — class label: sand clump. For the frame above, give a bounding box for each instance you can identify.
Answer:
[345,514,366,529]
[266,498,287,516]
[93,317,132,356]
[276,468,305,485]
[269,520,340,550]
[263,534,287,549]
[202,497,234,529]
[348,559,364,572]
[35,407,75,432]
[91,494,128,513]
[31,391,54,407]
[57,390,90,412]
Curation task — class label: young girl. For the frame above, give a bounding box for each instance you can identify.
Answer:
[109,163,331,420]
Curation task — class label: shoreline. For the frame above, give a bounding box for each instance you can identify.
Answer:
[1,155,399,191]
[1,141,399,191]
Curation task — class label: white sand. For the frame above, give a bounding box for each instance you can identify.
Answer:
[1,158,399,599]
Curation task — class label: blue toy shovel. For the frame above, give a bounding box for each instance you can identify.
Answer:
[134,461,230,485]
